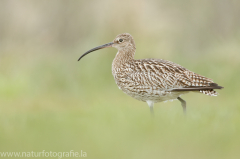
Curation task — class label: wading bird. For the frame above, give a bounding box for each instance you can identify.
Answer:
[78,33,223,114]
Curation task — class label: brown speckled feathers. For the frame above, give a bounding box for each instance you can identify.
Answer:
[79,33,223,113]
[113,58,222,97]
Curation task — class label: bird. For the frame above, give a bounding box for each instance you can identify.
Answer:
[78,33,223,115]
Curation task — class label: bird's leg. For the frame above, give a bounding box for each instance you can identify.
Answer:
[150,105,154,116]
[177,97,186,114]
[146,100,154,116]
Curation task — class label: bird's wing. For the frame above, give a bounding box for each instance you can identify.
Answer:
[122,59,222,91]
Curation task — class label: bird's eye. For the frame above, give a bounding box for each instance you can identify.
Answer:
[119,39,123,43]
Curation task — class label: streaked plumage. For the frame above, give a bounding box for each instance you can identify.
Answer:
[78,33,223,114]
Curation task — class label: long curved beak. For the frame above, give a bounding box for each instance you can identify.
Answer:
[78,42,114,61]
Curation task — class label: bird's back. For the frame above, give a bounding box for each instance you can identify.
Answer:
[112,58,222,102]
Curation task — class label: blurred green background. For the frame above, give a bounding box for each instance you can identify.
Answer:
[0,0,240,159]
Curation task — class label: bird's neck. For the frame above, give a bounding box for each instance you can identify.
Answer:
[112,47,135,68]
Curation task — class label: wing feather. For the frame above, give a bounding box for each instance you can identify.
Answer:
[122,59,223,96]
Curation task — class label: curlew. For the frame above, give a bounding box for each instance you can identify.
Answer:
[78,33,223,114]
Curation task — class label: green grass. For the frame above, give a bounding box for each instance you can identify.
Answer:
[1,0,240,158]
[0,46,240,159]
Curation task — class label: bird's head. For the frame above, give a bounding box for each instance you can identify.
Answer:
[78,33,135,61]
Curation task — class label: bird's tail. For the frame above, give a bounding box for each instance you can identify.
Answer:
[172,83,224,96]
[200,89,218,96]
[199,83,223,96]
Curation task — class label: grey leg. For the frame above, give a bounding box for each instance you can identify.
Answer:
[177,97,186,114]
[146,100,154,116]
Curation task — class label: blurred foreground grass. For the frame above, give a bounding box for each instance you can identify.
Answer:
[0,40,240,159]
